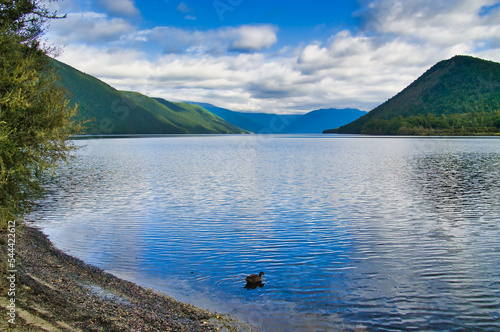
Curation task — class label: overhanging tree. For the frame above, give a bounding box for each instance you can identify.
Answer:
[0,0,80,229]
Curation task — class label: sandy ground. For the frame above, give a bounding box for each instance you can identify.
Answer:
[1,224,258,331]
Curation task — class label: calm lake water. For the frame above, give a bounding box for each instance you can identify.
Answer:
[31,135,500,331]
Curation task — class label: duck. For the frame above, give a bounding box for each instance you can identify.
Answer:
[245,271,264,283]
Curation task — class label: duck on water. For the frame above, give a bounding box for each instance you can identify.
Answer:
[245,272,265,289]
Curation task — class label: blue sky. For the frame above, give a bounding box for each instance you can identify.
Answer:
[45,0,500,113]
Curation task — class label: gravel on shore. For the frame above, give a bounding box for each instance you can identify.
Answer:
[1,224,258,331]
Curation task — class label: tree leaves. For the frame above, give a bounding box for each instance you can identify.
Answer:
[0,1,80,229]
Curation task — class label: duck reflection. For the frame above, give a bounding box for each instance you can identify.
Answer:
[244,281,265,289]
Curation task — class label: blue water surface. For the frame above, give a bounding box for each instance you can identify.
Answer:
[32,135,500,331]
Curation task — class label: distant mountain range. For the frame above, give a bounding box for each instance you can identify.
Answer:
[53,55,500,136]
[189,102,367,134]
[52,58,366,135]
[325,55,500,135]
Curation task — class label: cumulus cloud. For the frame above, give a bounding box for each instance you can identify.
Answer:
[96,0,140,17]
[49,0,500,114]
[56,42,379,113]
[293,0,500,109]
[357,0,500,48]
[47,12,136,44]
[145,25,278,54]
[229,25,278,52]
[48,10,278,58]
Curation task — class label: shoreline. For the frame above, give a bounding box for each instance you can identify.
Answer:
[1,224,257,331]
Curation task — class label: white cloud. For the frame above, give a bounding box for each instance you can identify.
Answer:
[55,45,150,80]
[293,0,500,110]
[47,12,135,44]
[143,25,278,54]
[229,26,278,52]
[49,0,500,114]
[48,12,278,57]
[56,42,381,113]
[358,0,500,50]
[96,0,140,17]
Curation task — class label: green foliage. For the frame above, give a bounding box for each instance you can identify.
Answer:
[360,112,500,135]
[0,0,61,45]
[0,1,79,229]
[327,56,500,135]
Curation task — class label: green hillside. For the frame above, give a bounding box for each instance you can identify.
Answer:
[121,91,247,134]
[51,59,246,134]
[325,55,500,135]
[153,97,247,134]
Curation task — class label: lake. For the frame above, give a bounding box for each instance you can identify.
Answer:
[31,135,500,331]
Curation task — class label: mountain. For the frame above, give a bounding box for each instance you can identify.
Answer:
[152,98,246,133]
[239,113,301,133]
[190,103,300,133]
[184,103,265,133]
[284,108,367,133]
[324,55,500,135]
[188,102,366,134]
[51,59,246,135]
[120,91,247,134]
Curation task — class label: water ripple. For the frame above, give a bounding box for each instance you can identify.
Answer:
[31,136,500,331]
